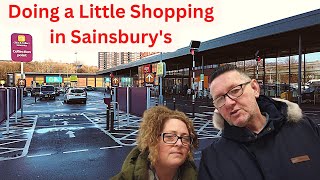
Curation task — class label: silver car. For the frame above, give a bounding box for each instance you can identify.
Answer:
[64,88,87,104]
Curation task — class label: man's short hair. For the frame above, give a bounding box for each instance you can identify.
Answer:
[209,64,249,84]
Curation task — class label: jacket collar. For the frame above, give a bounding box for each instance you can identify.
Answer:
[212,95,303,142]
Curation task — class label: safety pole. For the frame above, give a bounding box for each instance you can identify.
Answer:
[126,87,130,126]
[6,89,10,134]
[106,105,110,130]
[15,88,17,123]
[110,105,114,132]
[192,53,195,117]
[147,87,150,109]
[20,88,23,117]
[159,52,164,105]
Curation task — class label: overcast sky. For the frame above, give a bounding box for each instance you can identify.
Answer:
[1,0,319,66]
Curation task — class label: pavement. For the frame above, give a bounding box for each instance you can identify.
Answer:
[0,92,319,179]
[0,92,217,179]
[164,95,320,125]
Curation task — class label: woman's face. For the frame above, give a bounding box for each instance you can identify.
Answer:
[156,118,191,168]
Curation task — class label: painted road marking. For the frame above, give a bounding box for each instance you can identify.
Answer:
[0,115,37,161]
[100,146,123,150]
[199,106,214,108]
[63,149,88,154]
[27,153,52,158]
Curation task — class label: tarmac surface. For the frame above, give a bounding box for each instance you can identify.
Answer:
[0,91,319,179]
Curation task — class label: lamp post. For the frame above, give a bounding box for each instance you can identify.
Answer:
[189,40,201,118]
[75,52,78,62]
[159,52,164,105]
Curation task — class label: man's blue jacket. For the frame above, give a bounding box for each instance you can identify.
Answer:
[198,95,320,180]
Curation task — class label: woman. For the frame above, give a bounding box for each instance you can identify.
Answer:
[111,106,198,180]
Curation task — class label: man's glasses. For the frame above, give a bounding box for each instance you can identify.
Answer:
[160,133,192,146]
[213,81,251,108]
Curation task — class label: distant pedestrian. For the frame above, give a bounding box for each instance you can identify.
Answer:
[184,84,189,96]
[187,88,192,99]
[104,88,107,97]
[111,106,199,180]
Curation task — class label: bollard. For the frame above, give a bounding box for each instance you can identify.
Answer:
[173,97,176,110]
[106,105,110,130]
[164,100,167,106]
[34,95,37,103]
[192,99,195,118]
[110,106,114,132]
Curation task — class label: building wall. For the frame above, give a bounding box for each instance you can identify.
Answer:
[98,52,158,71]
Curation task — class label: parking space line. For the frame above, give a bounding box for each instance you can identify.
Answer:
[198,136,219,140]
[100,145,123,150]
[0,139,27,146]
[27,153,52,158]
[63,149,89,154]
[118,130,139,140]
[197,121,211,134]
[0,148,23,155]
[0,147,23,150]
[199,106,214,108]
[304,111,320,113]
[0,116,38,161]
[82,113,125,146]
[21,115,38,158]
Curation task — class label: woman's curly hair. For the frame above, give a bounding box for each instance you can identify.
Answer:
[136,106,199,166]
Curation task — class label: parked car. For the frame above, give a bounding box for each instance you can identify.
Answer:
[23,88,28,97]
[302,85,320,102]
[26,87,32,93]
[85,86,94,91]
[31,87,41,97]
[54,87,61,96]
[39,85,56,100]
[64,88,87,104]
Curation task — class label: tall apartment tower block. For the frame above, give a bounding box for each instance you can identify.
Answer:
[98,52,158,71]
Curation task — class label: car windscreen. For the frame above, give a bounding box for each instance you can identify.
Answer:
[71,89,84,93]
[33,88,40,92]
[41,86,54,91]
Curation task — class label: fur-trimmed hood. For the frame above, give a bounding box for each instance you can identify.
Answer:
[212,96,303,130]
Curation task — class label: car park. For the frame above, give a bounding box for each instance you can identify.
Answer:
[64,88,87,104]
[39,85,56,100]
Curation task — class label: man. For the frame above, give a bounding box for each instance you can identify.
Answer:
[198,64,320,180]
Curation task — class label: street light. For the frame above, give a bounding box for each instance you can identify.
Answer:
[75,52,78,62]
[189,40,201,118]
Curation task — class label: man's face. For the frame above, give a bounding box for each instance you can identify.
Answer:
[209,70,260,127]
